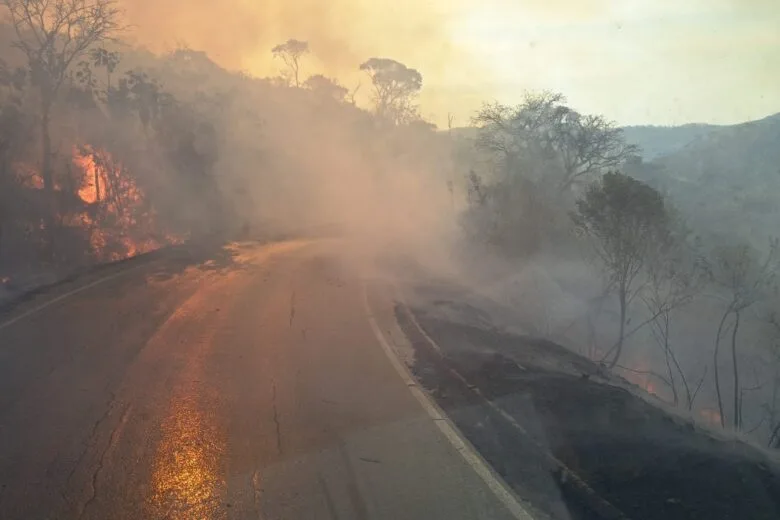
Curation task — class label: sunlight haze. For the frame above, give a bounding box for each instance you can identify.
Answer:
[120,0,779,127]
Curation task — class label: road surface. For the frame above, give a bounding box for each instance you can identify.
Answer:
[0,239,522,520]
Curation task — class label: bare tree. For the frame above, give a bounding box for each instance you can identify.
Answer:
[708,239,778,429]
[345,82,361,106]
[271,39,309,88]
[1,0,121,256]
[642,222,707,408]
[473,92,566,164]
[359,58,422,125]
[473,92,637,193]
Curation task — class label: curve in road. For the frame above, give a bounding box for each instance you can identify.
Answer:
[0,239,529,520]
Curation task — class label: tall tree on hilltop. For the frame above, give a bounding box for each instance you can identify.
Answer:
[359,58,422,126]
[474,92,637,192]
[271,39,309,88]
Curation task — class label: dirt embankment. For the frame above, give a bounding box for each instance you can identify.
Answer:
[395,296,780,520]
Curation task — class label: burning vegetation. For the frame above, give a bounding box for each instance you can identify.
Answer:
[0,2,214,275]
[72,145,169,261]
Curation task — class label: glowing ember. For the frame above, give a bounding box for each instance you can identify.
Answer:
[620,359,660,396]
[13,162,44,189]
[700,409,722,426]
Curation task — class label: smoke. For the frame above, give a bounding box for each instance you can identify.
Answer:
[121,1,465,77]
[2,0,775,442]
[108,1,469,268]
[118,0,492,123]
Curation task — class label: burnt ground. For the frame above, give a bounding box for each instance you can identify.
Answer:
[394,298,780,520]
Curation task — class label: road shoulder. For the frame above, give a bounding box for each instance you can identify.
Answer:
[362,279,537,520]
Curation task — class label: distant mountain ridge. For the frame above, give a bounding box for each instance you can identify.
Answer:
[621,123,723,160]
[625,112,780,249]
[622,113,780,161]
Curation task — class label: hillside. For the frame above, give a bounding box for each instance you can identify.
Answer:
[656,113,780,183]
[622,123,725,160]
[627,113,780,248]
[622,123,723,160]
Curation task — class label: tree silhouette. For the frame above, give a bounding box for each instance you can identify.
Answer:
[573,172,671,368]
[359,58,422,125]
[271,39,309,87]
[708,239,778,429]
[475,92,637,192]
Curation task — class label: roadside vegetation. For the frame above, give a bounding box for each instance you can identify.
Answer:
[461,91,779,450]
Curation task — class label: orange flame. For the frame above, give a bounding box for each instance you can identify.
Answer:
[74,149,102,204]
[699,409,722,425]
[71,145,179,261]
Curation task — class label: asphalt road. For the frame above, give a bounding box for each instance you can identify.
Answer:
[0,239,521,520]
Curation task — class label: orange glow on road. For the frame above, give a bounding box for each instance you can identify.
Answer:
[149,391,226,520]
[145,289,231,520]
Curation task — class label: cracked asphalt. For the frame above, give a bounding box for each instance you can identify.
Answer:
[0,239,517,520]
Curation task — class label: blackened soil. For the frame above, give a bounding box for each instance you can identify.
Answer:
[396,304,780,520]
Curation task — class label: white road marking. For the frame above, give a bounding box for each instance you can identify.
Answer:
[0,262,151,332]
[361,283,535,520]
[392,289,627,519]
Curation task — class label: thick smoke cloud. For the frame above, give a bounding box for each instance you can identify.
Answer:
[119,0,489,123]
[121,1,464,77]
[119,0,780,127]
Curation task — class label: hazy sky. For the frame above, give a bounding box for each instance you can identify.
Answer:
[121,0,780,127]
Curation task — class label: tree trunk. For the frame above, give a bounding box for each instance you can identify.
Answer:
[662,314,679,406]
[769,422,780,449]
[669,346,691,409]
[0,206,4,264]
[731,311,742,430]
[608,287,627,369]
[713,308,731,428]
[40,103,56,261]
